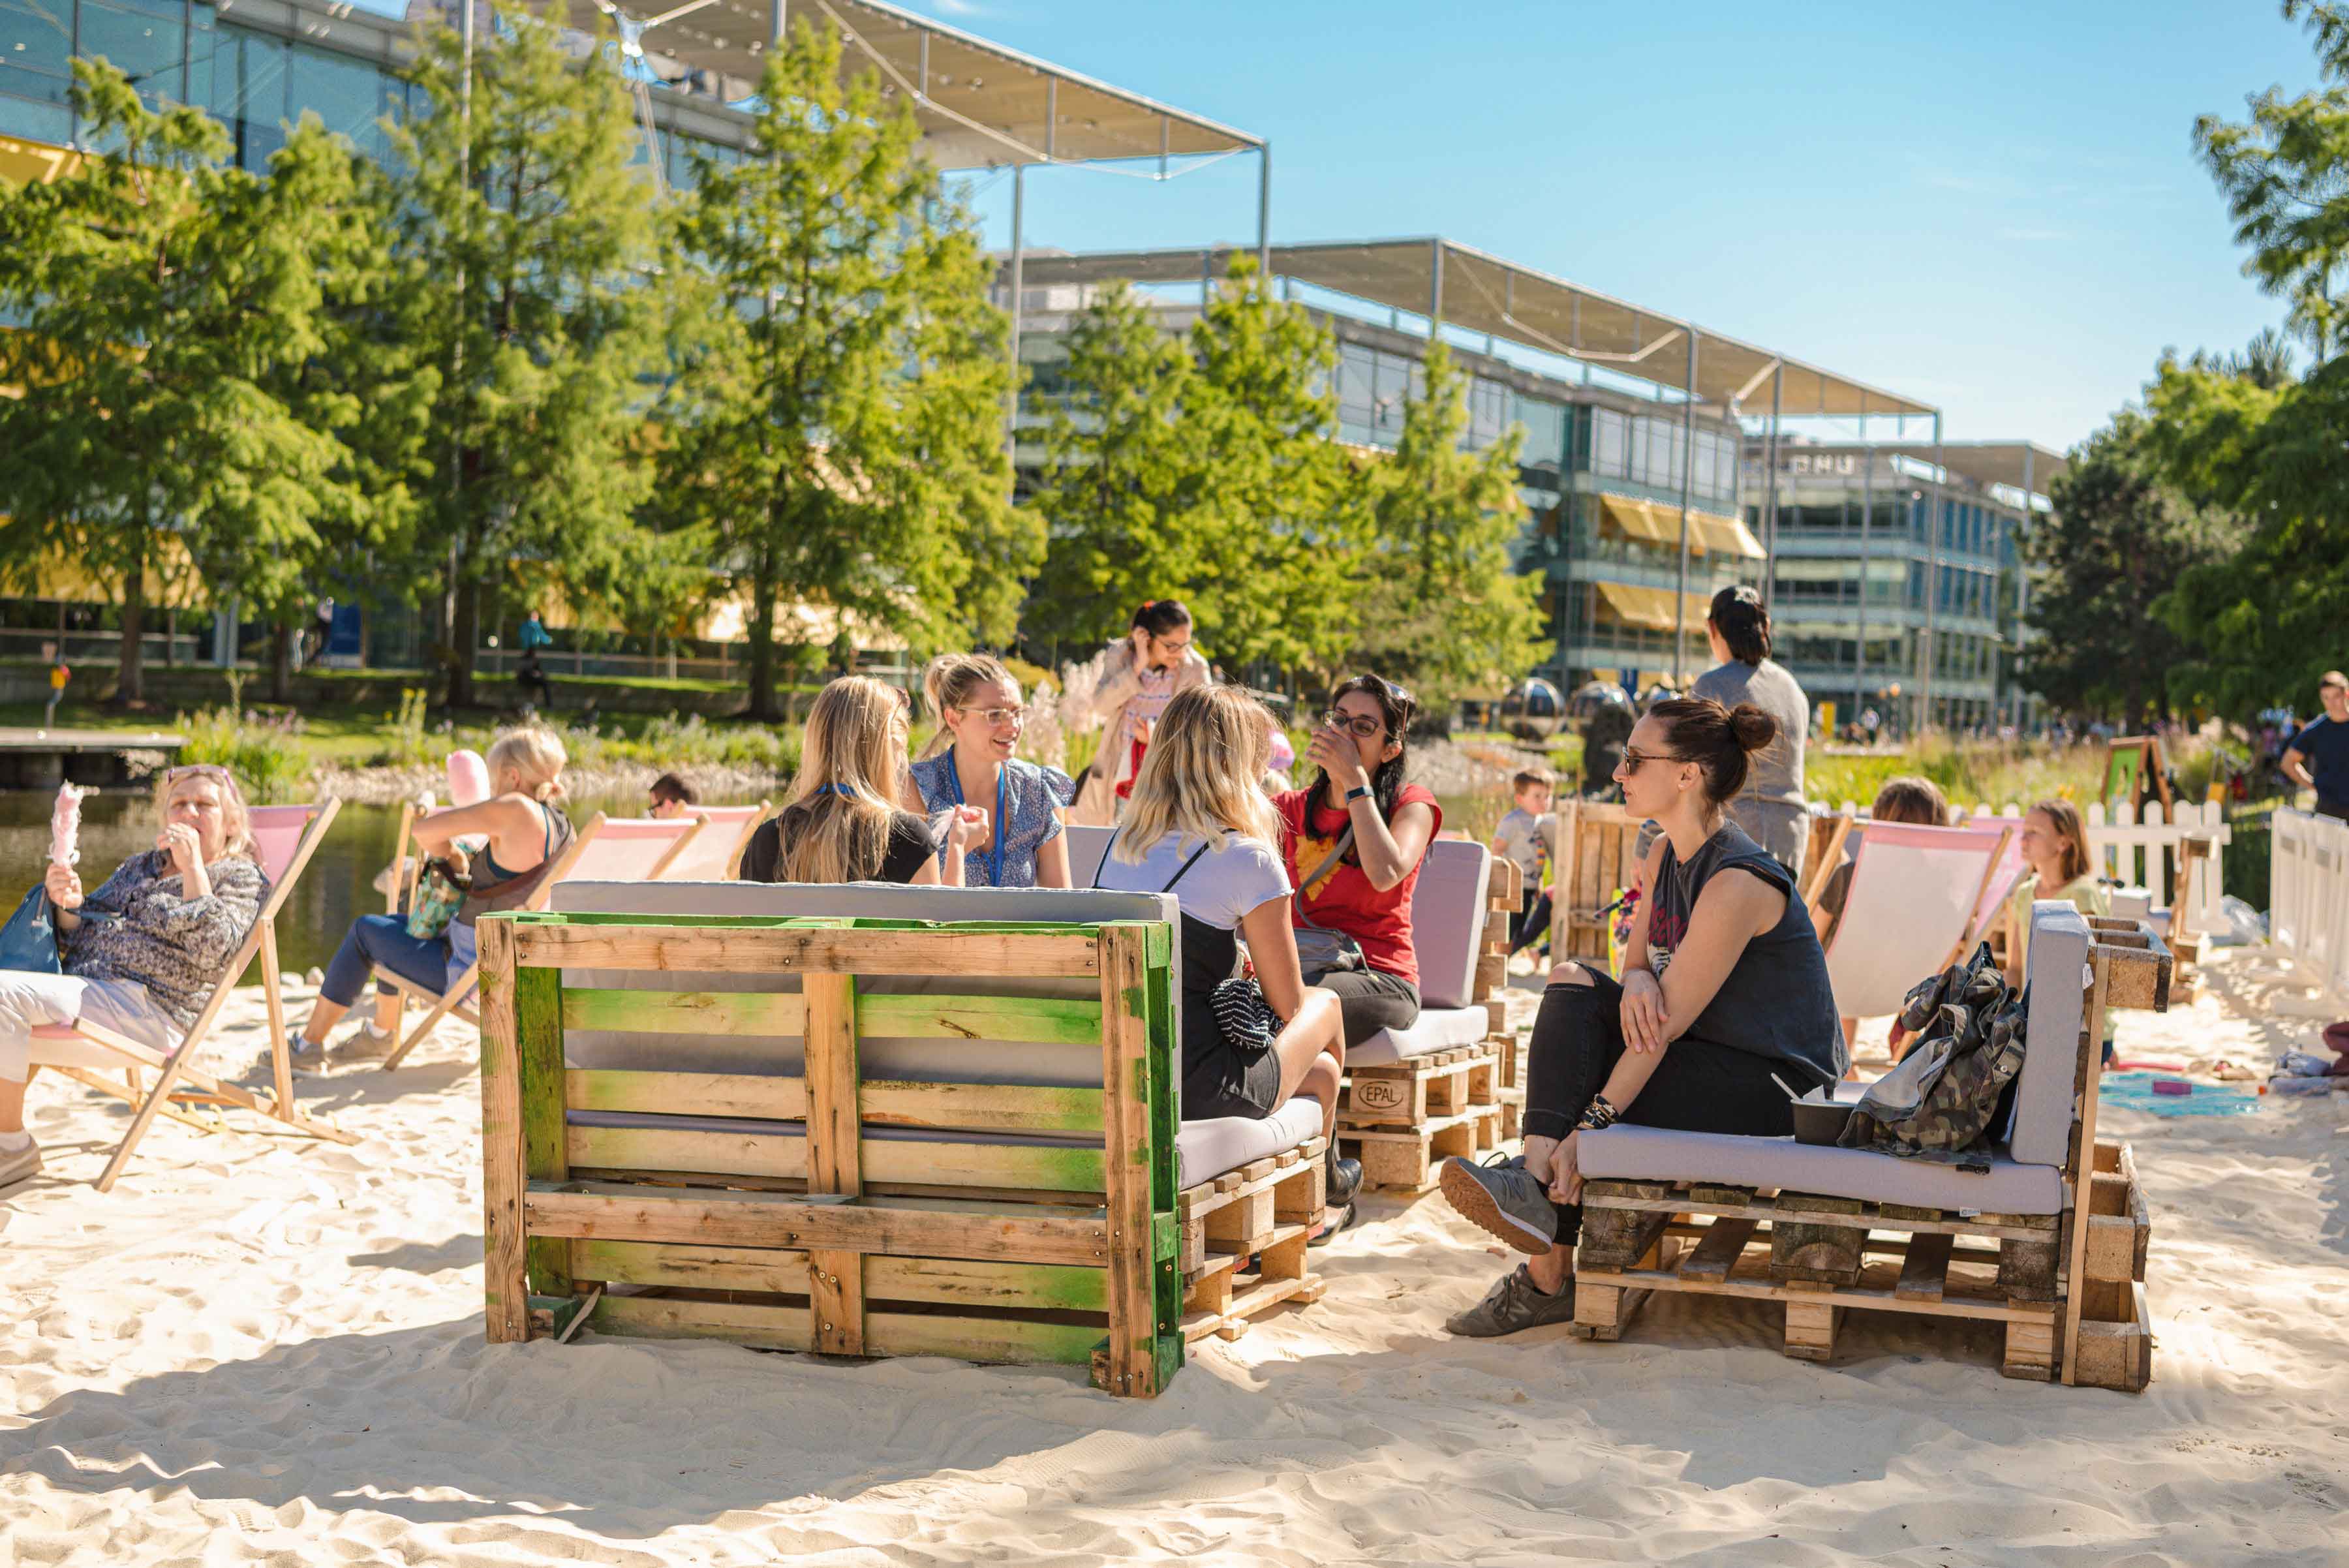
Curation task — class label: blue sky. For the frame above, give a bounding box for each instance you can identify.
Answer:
[899,0,2320,450]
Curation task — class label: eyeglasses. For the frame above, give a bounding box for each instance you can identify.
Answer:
[1319,709,1387,740]
[957,705,1029,728]
[1619,746,1689,773]
[1152,636,1191,656]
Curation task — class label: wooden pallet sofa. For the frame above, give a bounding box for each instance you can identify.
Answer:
[476,879,1332,1394]
[1569,904,2165,1391]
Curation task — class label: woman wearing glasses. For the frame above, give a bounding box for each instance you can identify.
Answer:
[742,676,989,886]
[1272,673,1442,1049]
[1065,600,1210,827]
[1,765,267,1188]
[295,727,576,1068]
[908,654,1079,889]
[1436,698,1845,1338]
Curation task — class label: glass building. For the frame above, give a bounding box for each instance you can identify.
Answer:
[1747,439,2061,735]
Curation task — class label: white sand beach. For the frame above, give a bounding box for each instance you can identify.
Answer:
[5,946,2346,1567]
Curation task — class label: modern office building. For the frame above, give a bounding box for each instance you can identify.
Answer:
[1751,438,2063,735]
[1003,240,1937,696]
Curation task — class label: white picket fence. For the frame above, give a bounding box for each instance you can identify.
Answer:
[1819,798,2232,930]
[2270,808,2349,994]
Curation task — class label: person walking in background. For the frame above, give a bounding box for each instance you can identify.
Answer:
[40,641,67,730]
[2282,671,2349,822]
[1689,585,1811,880]
[517,609,553,656]
[1492,765,1556,958]
[1062,600,1210,826]
[908,653,1078,889]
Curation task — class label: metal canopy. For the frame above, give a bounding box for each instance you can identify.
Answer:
[1788,439,2069,497]
[1004,238,1933,419]
[535,0,1263,168]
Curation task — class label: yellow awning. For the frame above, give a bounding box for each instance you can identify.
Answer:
[1697,510,1768,560]
[1599,495,1671,544]
[0,134,81,188]
[1601,494,1764,561]
[1593,580,1710,634]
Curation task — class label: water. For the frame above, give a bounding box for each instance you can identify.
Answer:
[0,784,1506,976]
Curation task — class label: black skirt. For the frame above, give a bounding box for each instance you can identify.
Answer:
[1179,990,1283,1121]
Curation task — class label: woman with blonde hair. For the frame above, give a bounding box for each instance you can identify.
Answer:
[1092,684,1363,1235]
[2,765,269,1186]
[743,676,988,885]
[906,653,1078,888]
[296,726,575,1068]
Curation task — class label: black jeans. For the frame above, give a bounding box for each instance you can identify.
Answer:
[1313,966,1420,1049]
[1524,966,1795,1246]
[1509,889,1552,955]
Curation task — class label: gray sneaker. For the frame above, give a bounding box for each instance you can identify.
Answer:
[330,1021,400,1064]
[0,1139,42,1190]
[1439,1152,1559,1255]
[1446,1264,1578,1337]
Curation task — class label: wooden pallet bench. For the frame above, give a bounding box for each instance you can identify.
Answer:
[478,910,1188,1397]
[1571,908,2165,1391]
[1176,1137,1328,1342]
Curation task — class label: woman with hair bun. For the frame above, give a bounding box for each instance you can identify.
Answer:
[1435,696,1844,1338]
[1064,600,1210,826]
[1689,585,1813,878]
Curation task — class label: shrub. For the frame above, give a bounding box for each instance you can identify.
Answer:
[176,706,313,803]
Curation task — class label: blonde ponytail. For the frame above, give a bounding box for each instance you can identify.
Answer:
[917,652,1015,761]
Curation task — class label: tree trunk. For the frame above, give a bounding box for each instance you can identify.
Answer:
[451,572,482,711]
[745,553,780,722]
[270,617,296,703]
[114,547,148,709]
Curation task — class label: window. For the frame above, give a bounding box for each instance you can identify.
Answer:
[76,0,185,108]
[1,0,74,108]
[1592,408,1628,478]
[1468,376,1508,450]
[286,44,386,155]
[1515,394,1565,472]
[1371,350,1414,444]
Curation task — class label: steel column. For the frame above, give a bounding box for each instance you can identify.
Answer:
[1922,411,1943,733]
[2013,446,2034,728]
[1257,145,1270,276]
[1672,330,1698,685]
[1762,366,1783,603]
[1856,437,1874,725]
[1006,162,1024,456]
[1429,238,1444,326]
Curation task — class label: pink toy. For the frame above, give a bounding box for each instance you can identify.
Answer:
[1267,728,1296,773]
[48,780,85,867]
[2150,1079,2192,1096]
[446,750,492,808]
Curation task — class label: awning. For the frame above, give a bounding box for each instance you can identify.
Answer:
[1598,495,1764,561]
[1599,495,1672,544]
[1593,581,1710,634]
[0,134,81,188]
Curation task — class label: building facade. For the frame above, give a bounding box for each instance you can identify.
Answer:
[1749,440,2055,735]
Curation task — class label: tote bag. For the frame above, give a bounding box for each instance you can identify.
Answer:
[0,886,63,975]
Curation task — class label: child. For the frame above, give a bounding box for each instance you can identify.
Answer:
[42,641,67,730]
[1810,775,1948,948]
[1490,765,1556,957]
[2008,797,2116,1064]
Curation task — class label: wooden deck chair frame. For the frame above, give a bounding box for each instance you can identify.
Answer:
[48,797,360,1192]
[374,812,607,1073]
[690,801,770,881]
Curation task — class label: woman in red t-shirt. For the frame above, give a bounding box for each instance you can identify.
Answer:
[1274,673,1442,1047]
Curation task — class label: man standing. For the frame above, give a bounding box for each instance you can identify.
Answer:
[2283,671,2349,820]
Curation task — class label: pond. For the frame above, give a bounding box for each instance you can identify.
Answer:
[0,785,1506,976]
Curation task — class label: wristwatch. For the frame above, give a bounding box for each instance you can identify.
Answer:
[1345,784,1372,803]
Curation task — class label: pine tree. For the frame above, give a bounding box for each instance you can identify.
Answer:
[375,1,665,707]
[1026,281,1204,653]
[1351,339,1540,705]
[656,21,1026,720]
[0,62,377,707]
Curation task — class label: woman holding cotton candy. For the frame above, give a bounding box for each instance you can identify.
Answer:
[1,767,267,1190]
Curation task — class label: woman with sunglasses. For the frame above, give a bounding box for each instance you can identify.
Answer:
[907,653,1078,888]
[1065,600,1210,827]
[1272,673,1442,1048]
[1435,698,1844,1338]
[1,765,268,1188]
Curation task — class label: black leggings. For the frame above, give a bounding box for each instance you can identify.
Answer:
[1509,889,1552,955]
[1524,966,1795,1246]
[1313,966,1420,1049]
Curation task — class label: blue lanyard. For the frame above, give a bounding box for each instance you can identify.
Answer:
[944,748,1008,886]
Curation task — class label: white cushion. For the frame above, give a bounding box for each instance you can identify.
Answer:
[1349,1005,1490,1068]
[2008,902,2091,1168]
[1175,1095,1324,1188]
[1574,1124,2063,1214]
[1410,839,1490,1010]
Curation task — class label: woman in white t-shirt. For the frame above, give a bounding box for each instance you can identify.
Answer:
[1095,684,1362,1229]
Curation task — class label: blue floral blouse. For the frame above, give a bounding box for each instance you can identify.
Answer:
[907,752,1079,888]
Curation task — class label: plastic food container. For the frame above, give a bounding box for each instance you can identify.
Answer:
[1790,1094,1856,1146]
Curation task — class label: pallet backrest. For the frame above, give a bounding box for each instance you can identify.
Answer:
[478,905,1183,1389]
[1412,838,1492,1010]
[2009,901,2094,1169]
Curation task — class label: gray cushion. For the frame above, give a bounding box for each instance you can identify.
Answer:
[1574,1124,2063,1214]
[1349,1004,1490,1068]
[1065,823,1116,888]
[1411,838,1490,1010]
[2008,902,2091,1168]
[1174,1096,1324,1188]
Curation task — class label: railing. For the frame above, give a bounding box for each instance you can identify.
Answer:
[1819,797,2232,931]
[2271,808,2349,994]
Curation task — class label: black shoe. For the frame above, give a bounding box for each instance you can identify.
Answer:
[1309,1199,1358,1247]
[1326,1147,1363,1208]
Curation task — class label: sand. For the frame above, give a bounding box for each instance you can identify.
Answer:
[4,945,2346,1567]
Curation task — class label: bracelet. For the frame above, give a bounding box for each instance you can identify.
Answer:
[1345,784,1373,803]
[1576,1094,1618,1131]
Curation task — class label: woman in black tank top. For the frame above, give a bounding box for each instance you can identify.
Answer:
[1436,698,1844,1336]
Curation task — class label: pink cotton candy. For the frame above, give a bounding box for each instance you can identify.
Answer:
[48,781,85,867]
[446,750,491,808]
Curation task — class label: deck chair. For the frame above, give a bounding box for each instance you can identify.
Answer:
[1823,820,2015,1020]
[371,810,637,1071]
[653,802,770,882]
[33,799,359,1191]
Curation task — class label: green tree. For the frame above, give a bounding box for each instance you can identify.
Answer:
[2196,1,2349,356]
[2021,409,2231,726]
[377,1,664,708]
[656,21,1026,721]
[1182,258,1362,678]
[1026,281,1205,652]
[0,62,377,707]
[1349,340,1539,705]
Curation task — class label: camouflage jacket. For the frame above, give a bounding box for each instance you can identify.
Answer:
[1839,942,2027,1167]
